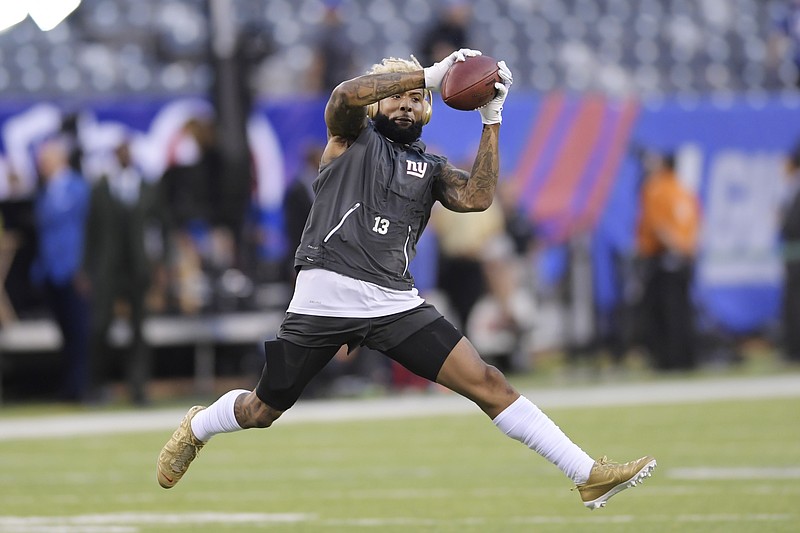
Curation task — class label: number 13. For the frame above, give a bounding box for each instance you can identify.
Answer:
[372,216,390,235]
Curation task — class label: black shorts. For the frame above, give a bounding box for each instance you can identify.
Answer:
[279,302,446,351]
[256,304,463,410]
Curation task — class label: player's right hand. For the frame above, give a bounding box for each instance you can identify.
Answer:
[424,48,482,91]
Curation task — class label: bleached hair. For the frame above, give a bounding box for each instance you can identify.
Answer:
[367,55,423,75]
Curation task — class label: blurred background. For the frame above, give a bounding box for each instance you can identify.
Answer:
[1,0,800,406]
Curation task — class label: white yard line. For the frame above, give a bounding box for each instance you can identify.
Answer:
[0,374,798,442]
[667,467,800,479]
[0,513,312,533]
[0,511,795,532]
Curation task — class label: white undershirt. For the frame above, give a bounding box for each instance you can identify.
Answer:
[287,268,424,318]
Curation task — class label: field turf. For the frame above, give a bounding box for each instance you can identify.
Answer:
[0,380,798,532]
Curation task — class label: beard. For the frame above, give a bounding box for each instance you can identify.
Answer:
[373,113,422,144]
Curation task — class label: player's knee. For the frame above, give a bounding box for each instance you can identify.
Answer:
[483,364,514,395]
[466,364,516,416]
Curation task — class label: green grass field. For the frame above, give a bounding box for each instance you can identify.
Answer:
[0,382,798,532]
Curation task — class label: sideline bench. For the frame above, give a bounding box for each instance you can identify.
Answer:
[0,311,284,402]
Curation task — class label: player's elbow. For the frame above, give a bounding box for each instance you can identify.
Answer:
[327,82,350,109]
[465,194,494,212]
[330,77,365,107]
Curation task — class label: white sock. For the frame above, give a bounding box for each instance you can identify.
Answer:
[493,395,595,484]
[190,389,249,442]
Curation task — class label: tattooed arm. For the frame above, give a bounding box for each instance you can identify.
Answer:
[321,71,425,164]
[433,59,511,212]
[433,123,501,212]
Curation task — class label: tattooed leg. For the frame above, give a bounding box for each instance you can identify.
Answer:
[235,391,284,429]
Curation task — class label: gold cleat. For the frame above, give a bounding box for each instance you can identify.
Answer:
[156,405,206,489]
[576,455,657,509]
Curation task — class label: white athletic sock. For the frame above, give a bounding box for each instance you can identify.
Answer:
[492,395,595,484]
[190,389,249,442]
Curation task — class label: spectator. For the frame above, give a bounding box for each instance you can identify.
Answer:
[780,142,800,363]
[768,0,800,87]
[31,137,91,402]
[467,184,538,372]
[417,0,473,65]
[160,117,220,314]
[306,0,358,93]
[84,136,165,405]
[281,143,323,283]
[635,151,701,371]
[431,195,505,335]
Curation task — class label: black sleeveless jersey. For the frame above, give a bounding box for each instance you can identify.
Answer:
[294,123,448,290]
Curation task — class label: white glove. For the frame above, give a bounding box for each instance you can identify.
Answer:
[423,48,482,91]
[479,61,513,125]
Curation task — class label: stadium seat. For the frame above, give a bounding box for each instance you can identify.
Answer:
[0,0,794,98]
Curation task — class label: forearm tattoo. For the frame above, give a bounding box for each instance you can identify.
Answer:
[350,73,422,105]
[435,124,500,212]
[326,71,424,138]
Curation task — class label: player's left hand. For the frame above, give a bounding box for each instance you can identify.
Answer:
[479,61,513,125]
[424,48,482,91]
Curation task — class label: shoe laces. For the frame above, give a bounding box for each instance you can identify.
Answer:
[593,456,619,471]
[573,456,620,490]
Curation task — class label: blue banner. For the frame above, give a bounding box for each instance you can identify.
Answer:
[2,92,799,333]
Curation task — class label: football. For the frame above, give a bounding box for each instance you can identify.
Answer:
[440,55,501,111]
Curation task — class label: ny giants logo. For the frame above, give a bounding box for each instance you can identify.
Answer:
[406,160,428,179]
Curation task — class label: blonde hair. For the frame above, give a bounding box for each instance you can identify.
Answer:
[365,55,432,125]
[367,55,423,75]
